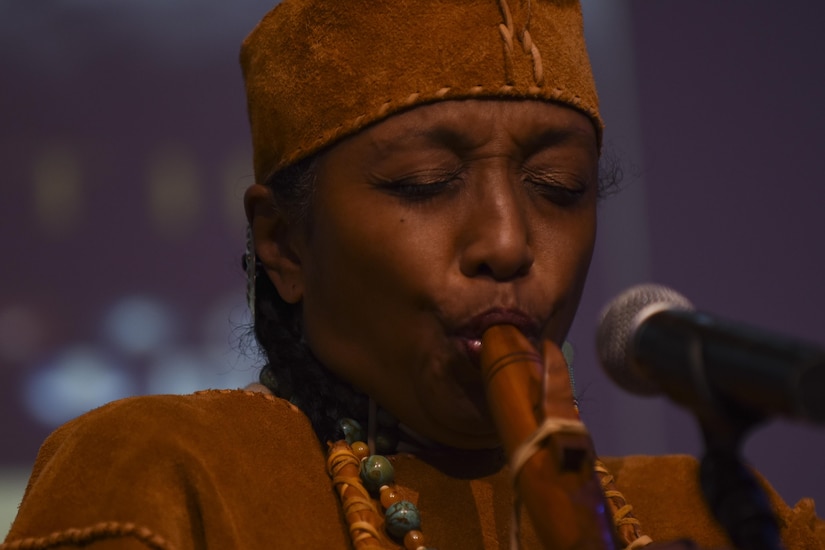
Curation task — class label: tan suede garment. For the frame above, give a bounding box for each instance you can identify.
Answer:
[241,0,603,183]
[3,390,823,549]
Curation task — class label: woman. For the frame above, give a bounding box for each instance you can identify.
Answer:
[4,1,823,549]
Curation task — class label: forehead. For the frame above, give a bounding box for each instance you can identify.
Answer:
[351,99,599,157]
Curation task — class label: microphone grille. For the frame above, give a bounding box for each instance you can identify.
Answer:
[596,284,693,395]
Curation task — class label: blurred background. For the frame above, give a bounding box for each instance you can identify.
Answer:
[2,0,824,539]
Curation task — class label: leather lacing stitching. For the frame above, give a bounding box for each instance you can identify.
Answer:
[327,444,387,548]
[268,0,602,176]
[0,521,176,550]
[277,81,598,174]
[497,0,545,87]
[505,419,654,549]
[507,417,591,549]
[595,460,654,550]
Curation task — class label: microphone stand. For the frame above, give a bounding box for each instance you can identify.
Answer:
[685,337,784,550]
[698,414,783,550]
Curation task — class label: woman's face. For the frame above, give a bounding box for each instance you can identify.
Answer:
[265,99,598,449]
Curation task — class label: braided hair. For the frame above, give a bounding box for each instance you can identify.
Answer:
[245,152,368,444]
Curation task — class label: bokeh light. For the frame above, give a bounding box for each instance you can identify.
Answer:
[24,346,138,427]
[101,296,178,357]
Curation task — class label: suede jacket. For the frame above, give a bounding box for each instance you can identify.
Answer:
[3,390,823,549]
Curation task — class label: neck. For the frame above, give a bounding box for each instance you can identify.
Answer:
[394,422,505,477]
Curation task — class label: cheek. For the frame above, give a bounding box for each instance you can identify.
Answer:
[310,190,459,302]
[537,201,596,265]
[308,216,437,301]
[565,212,597,317]
[559,208,597,289]
[572,212,597,278]
[534,207,597,335]
[298,200,447,380]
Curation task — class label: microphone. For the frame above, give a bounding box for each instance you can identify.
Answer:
[596,284,825,425]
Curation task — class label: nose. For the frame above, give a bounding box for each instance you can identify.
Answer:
[458,176,534,281]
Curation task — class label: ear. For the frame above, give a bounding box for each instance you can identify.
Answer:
[244,183,305,304]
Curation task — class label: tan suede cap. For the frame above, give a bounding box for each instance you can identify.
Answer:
[241,0,602,184]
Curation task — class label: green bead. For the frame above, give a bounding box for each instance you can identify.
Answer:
[338,418,363,444]
[377,408,399,428]
[259,370,280,393]
[360,455,394,493]
[375,428,399,455]
[385,500,421,539]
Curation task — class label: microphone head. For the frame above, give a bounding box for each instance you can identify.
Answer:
[596,284,694,395]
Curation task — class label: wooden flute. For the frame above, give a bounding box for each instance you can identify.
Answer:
[480,324,618,550]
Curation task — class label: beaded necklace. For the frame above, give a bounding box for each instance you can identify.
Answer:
[325,413,654,550]
[321,343,652,550]
[327,416,434,550]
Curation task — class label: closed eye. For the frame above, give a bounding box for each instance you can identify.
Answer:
[523,167,588,206]
[371,169,463,202]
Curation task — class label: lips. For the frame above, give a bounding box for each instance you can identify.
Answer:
[452,308,542,367]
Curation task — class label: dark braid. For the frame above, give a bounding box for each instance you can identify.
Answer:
[244,152,368,444]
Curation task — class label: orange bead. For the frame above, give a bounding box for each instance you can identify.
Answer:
[403,530,425,550]
[351,441,370,461]
[379,485,404,509]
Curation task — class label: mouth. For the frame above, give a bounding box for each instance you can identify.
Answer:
[452,308,542,367]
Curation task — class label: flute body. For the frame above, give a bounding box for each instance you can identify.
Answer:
[480,324,617,550]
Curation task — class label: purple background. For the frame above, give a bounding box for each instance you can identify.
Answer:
[1,0,823,530]
[572,1,825,510]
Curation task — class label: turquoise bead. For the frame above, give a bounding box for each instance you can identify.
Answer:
[377,408,399,428]
[385,500,421,539]
[360,455,394,493]
[338,418,364,445]
[375,428,399,455]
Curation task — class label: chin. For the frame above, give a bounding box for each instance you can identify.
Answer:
[420,402,503,450]
[445,432,502,451]
[415,422,501,450]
